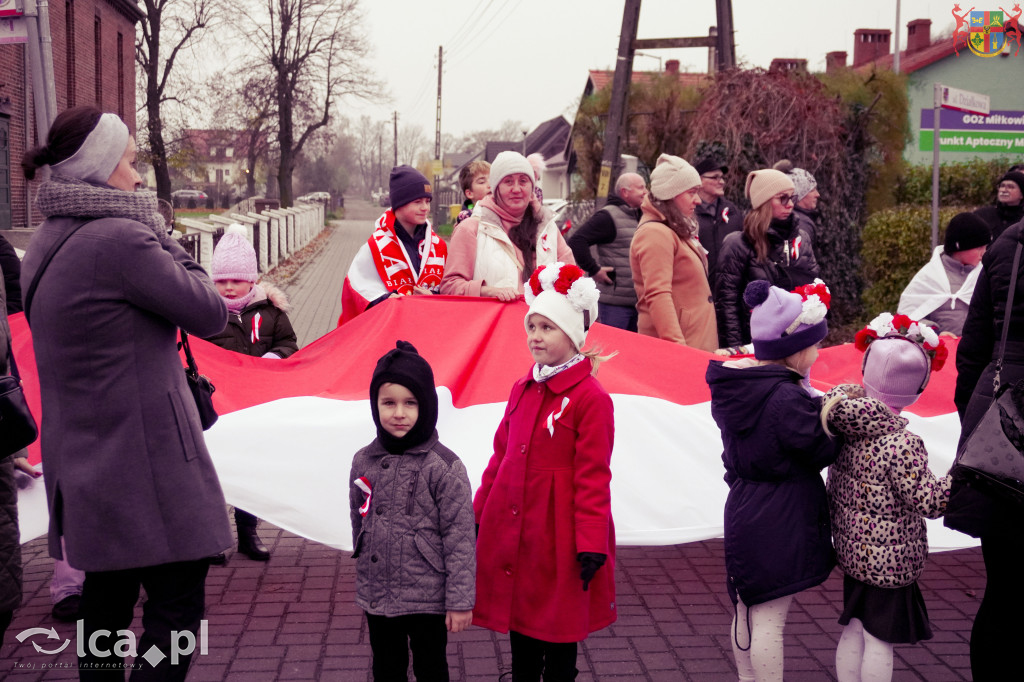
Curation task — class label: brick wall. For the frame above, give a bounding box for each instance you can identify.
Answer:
[0,0,139,229]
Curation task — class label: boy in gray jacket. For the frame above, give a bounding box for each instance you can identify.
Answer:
[350,340,475,682]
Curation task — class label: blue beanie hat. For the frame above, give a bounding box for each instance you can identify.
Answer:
[389,165,432,210]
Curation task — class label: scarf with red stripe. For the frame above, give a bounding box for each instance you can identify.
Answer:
[367,210,448,295]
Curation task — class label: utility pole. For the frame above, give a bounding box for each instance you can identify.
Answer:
[894,0,902,73]
[23,0,58,140]
[715,0,736,70]
[434,45,443,227]
[597,0,641,208]
[393,111,399,168]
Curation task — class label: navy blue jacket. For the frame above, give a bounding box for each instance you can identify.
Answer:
[706,360,838,606]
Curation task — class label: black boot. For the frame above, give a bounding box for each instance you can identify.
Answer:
[235,510,270,561]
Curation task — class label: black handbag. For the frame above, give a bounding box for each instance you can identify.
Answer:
[950,238,1024,506]
[180,330,218,430]
[0,348,39,458]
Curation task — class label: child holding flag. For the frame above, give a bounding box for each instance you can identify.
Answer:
[204,224,298,561]
[705,279,838,682]
[474,263,616,681]
[339,165,447,324]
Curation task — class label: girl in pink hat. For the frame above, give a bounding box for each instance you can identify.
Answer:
[822,314,951,682]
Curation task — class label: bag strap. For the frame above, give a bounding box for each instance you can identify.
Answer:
[180,329,201,377]
[995,235,1024,392]
[24,218,92,325]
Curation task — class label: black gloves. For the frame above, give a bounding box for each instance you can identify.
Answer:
[577,552,606,591]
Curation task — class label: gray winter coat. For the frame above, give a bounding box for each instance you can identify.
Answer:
[21,216,232,572]
[0,270,22,614]
[349,431,476,616]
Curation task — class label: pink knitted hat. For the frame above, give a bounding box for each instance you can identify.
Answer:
[211,224,257,282]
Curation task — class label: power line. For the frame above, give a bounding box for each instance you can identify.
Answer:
[445,0,523,63]
[441,0,499,52]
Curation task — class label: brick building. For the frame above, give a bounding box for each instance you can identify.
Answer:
[0,0,142,229]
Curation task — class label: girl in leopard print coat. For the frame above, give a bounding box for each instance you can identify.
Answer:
[822,327,951,682]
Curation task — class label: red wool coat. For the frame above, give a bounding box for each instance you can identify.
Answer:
[473,359,616,643]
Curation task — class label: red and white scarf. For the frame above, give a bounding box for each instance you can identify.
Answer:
[367,210,448,295]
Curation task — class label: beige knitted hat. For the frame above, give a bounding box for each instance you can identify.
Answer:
[649,154,701,200]
[745,169,795,210]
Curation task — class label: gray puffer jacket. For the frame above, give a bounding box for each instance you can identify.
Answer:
[349,431,475,616]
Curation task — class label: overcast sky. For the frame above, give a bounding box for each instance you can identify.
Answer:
[344,0,956,140]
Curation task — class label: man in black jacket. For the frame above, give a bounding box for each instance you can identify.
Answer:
[567,173,647,331]
[694,157,743,287]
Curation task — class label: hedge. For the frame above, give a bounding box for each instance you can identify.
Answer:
[861,204,971,317]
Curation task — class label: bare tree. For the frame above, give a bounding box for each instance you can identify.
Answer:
[397,123,428,167]
[137,0,216,202]
[237,0,376,207]
[207,67,277,198]
[351,116,387,195]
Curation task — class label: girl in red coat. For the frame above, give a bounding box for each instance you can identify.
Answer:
[474,262,616,682]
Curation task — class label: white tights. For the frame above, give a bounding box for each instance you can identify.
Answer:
[731,594,794,682]
[835,617,894,682]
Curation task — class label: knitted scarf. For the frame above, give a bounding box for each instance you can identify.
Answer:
[223,283,264,315]
[35,173,166,236]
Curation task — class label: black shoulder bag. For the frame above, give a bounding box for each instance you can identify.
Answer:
[950,237,1024,507]
[25,219,218,431]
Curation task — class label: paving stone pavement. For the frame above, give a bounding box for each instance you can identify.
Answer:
[1,200,984,680]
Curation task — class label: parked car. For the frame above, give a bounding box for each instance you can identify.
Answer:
[378,192,390,207]
[171,189,208,208]
[297,191,330,203]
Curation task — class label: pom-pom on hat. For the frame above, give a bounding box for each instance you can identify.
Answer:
[389,165,432,210]
[745,279,830,360]
[524,262,600,351]
[489,151,535,195]
[210,224,258,282]
[370,340,438,454]
[853,313,948,411]
[745,169,795,210]
[649,153,701,200]
[943,212,992,254]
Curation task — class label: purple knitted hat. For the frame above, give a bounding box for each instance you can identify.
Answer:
[745,280,829,360]
[211,224,258,282]
[862,336,931,411]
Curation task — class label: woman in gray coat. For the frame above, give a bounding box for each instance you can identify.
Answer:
[20,107,231,681]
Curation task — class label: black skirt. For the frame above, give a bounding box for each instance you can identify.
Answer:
[837,574,933,644]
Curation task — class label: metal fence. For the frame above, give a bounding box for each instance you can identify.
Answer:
[179,232,200,261]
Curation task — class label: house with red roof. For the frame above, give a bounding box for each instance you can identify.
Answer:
[828,18,1024,164]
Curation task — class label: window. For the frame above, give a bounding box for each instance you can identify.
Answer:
[94,16,102,105]
[65,1,76,106]
[209,146,217,157]
[224,168,231,178]
[117,32,124,118]
[226,147,234,158]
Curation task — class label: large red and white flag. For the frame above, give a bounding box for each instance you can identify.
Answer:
[10,297,975,551]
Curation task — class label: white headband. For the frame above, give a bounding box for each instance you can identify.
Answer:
[51,113,130,184]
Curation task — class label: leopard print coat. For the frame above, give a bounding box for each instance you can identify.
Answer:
[823,384,951,588]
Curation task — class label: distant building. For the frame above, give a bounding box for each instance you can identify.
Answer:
[0,0,142,229]
[165,129,268,202]
[826,18,1024,164]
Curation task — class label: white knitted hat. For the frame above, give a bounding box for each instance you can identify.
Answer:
[523,263,600,350]
[489,151,535,193]
[649,153,701,200]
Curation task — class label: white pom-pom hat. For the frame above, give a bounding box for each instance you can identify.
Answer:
[524,262,600,350]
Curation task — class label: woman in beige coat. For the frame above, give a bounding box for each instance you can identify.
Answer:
[630,154,719,351]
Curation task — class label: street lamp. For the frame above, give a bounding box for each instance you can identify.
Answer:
[634,51,663,72]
